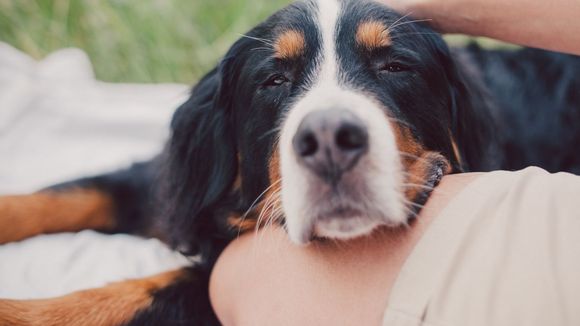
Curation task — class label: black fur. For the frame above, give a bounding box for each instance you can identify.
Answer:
[32,0,580,324]
[160,67,238,257]
[126,265,220,326]
[461,45,580,173]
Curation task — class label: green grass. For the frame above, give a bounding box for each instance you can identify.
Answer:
[0,0,289,83]
[0,1,511,84]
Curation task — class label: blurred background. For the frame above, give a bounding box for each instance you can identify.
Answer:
[0,0,508,85]
[0,0,289,83]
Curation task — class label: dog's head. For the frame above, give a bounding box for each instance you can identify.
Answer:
[162,0,494,253]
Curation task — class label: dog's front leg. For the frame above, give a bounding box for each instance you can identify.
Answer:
[0,266,219,326]
[0,189,116,245]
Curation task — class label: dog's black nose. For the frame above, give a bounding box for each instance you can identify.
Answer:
[293,109,368,183]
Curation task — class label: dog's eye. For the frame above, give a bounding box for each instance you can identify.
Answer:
[264,74,289,87]
[381,63,408,73]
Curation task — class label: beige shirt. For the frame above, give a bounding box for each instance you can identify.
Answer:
[383,167,580,326]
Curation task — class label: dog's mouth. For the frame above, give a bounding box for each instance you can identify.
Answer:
[297,169,397,242]
[318,206,361,221]
[312,207,381,241]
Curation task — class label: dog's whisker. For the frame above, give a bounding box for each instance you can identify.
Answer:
[398,152,422,159]
[256,195,282,244]
[251,47,273,53]
[387,11,414,32]
[254,190,281,235]
[401,183,435,190]
[388,18,433,31]
[238,34,274,47]
[386,116,414,129]
[236,181,282,237]
[402,200,426,209]
[258,125,283,141]
[397,152,438,164]
[240,179,281,219]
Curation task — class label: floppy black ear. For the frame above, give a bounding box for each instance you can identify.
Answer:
[414,22,498,172]
[448,52,500,172]
[159,34,259,257]
[160,64,238,256]
[435,43,499,172]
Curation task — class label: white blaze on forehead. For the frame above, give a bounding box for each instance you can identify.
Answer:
[315,0,341,86]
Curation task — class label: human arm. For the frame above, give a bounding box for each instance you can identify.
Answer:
[209,173,482,325]
[387,0,580,55]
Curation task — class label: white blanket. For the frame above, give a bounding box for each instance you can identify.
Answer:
[0,42,191,299]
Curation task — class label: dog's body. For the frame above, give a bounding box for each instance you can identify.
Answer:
[461,46,580,173]
[1,0,579,325]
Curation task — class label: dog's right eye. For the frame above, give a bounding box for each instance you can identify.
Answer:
[380,62,409,73]
[264,74,289,87]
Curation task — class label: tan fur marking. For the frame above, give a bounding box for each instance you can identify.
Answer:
[0,269,184,326]
[233,153,243,190]
[227,213,258,232]
[0,189,115,244]
[389,121,452,203]
[449,131,463,166]
[356,21,391,50]
[227,147,282,233]
[274,30,306,59]
[390,123,428,202]
[268,147,281,188]
[404,152,436,202]
[390,122,423,170]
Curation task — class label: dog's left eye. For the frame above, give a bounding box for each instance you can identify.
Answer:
[380,63,409,73]
[264,74,289,87]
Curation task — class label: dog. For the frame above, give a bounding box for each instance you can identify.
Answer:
[1,0,579,325]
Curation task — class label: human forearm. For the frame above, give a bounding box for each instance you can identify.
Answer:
[210,173,482,324]
[388,0,580,55]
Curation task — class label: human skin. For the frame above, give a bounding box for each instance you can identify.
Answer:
[210,173,482,325]
[386,0,580,56]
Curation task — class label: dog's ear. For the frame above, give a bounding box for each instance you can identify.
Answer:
[447,48,499,172]
[432,41,498,172]
[414,24,498,172]
[160,39,254,256]
[162,67,236,256]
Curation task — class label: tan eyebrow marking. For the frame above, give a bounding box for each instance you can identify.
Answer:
[356,20,391,50]
[274,30,306,59]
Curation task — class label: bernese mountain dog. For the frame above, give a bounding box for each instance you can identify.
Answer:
[1,0,579,325]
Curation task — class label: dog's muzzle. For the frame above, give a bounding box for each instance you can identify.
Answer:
[280,88,405,244]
